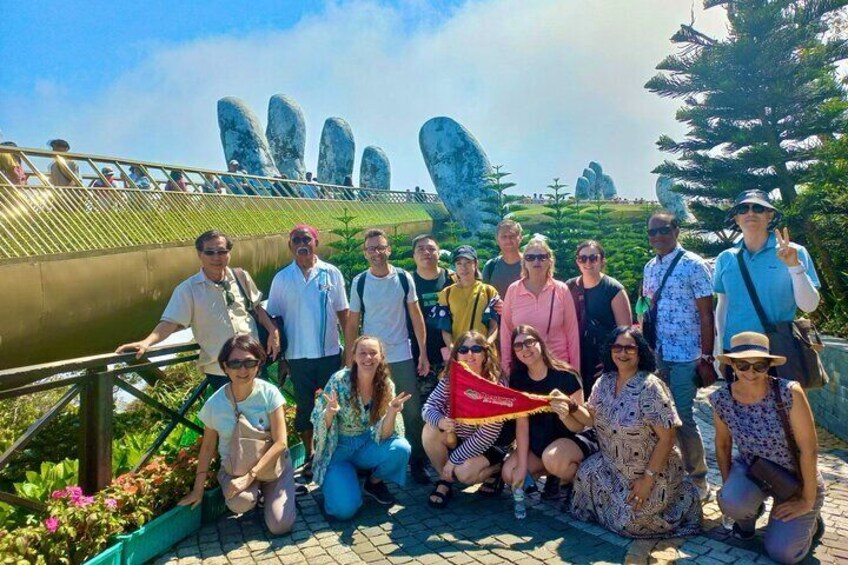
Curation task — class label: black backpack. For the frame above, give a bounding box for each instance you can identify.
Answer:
[356,268,412,335]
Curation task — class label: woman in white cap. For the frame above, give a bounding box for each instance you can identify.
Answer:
[710,332,824,563]
[712,189,820,379]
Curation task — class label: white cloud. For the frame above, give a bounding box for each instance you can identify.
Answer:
[8,0,729,198]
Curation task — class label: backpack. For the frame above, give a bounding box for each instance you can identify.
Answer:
[482,258,497,283]
[356,267,412,335]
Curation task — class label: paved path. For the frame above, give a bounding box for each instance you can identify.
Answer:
[157,386,848,564]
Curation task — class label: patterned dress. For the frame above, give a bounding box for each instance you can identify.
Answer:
[570,371,702,538]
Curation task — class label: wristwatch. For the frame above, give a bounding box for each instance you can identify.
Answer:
[644,468,656,479]
[248,469,258,479]
[700,354,715,363]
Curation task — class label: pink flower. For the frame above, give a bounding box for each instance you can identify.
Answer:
[51,490,65,499]
[66,486,83,498]
[105,498,118,509]
[44,517,59,533]
[74,495,95,507]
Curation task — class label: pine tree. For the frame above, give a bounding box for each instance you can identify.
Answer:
[645,0,848,225]
[476,165,526,260]
[328,207,366,284]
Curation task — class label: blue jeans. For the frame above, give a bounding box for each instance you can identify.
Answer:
[322,432,411,520]
[719,460,824,564]
[657,358,708,487]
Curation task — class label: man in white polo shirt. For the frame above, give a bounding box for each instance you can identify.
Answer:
[345,228,430,484]
[116,230,281,391]
[266,224,349,466]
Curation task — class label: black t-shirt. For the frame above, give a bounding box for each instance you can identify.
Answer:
[583,275,624,334]
[412,269,456,367]
[510,367,582,457]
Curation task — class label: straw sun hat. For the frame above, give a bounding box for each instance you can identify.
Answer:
[716,332,787,366]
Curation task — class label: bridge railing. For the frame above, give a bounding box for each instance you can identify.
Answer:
[0,344,208,512]
[0,145,447,260]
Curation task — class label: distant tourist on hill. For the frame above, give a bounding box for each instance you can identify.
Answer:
[165,170,189,192]
[89,166,118,188]
[641,210,714,502]
[223,160,251,195]
[47,138,81,188]
[566,240,632,396]
[310,336,412,519]
[713,190,820,382]
[0,141,26,185]
[178,335,296,535]
[345,228,430,485]
[300,171,318,199]
[116,230,281,391]
[202,172,224,194]
[127,165,152,190]
[265,224,349,477]
[482,219,524,297]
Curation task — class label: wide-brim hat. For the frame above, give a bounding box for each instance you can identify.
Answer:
[716,332,786,366]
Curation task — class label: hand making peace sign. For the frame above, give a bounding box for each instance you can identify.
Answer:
[388,391,412,414]
[323,389,341,415]
[774,227,801,268]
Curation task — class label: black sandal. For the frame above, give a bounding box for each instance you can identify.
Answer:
[478,474,504,497]
[428,480,453,509]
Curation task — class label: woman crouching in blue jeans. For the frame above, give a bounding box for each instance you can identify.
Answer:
[311,335,412,519]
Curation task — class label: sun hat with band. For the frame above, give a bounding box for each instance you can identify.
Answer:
[724,189,784,229]
[716,332,787,367]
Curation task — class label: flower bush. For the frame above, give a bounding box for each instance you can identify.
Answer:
[0,442,210,564]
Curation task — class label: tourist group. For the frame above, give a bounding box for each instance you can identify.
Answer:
[115,188,824,565]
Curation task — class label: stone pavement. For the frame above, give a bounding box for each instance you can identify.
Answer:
[156,386,848,564]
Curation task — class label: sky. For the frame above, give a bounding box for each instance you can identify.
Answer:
[0,0,730,199]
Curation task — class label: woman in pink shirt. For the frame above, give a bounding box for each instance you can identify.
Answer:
[500,237,580,374]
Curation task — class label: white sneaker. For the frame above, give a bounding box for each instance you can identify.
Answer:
[697,484,712,502]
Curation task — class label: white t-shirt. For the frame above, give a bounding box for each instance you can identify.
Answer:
[266,258,348,360]
[349,265,418,363]
[198,379,285,462]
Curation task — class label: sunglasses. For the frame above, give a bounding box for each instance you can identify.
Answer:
[291,236,313,245]
[576,254,601,264]
[734,360,771,373]
[217,279,235,307]
[647,226,674,237]
[610,344,638,355]
[202,249,230,256]
[224,359,260,369]
[734,203,767,215]
[457,344,485,354]
[365,245,389,254]
[524,253,550,263]
[512,337,539,351]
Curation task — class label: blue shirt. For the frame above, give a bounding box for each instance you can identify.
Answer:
[713,233,820,350]
[642,245,713,362]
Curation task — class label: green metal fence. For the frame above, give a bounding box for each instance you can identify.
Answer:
[0,146,448,260]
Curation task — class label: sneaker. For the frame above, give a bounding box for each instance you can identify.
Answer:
[410,460,431,485]
[364,480,395,506]
[732,523,756,541]
[698,484,713,503]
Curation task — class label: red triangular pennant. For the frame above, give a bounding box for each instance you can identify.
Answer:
[448,361,553,424]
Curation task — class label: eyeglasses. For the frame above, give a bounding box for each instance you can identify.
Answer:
[224,359,260,369]
[647,226,674,237]
[734,203,767,215]
[734,360,771,373]
[291,236,313,245]
[512,338,539,351]
[524,253,550,263]
[610,344,638,355]
[457,344,485,354]
[217,279,235,306]
[202,249,230,256]
[576,254,601,264]
[365,245,390,254]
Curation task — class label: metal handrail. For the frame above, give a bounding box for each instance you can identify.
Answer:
[0,145,447,260]
[0,343,209,512]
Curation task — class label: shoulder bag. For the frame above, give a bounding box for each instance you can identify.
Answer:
[641,251,684,350]
[232,268,286,362]
[745,378,803,502]
[735,251,828,388]
[223,385,284,483]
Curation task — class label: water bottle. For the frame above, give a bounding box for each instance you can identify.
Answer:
[513,487,527,520]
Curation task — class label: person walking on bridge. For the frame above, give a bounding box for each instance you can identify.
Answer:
[116,230,281,391]
[266,224,349,476]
